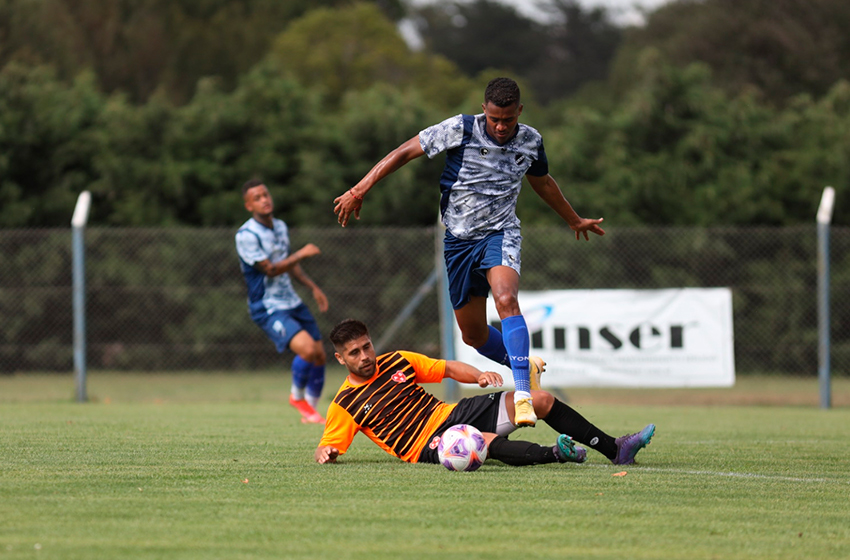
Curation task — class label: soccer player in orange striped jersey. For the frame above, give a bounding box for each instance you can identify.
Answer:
[315,320,655,467]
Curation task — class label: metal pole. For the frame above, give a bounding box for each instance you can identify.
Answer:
[72,191,91,403]
[436,222,459,402]
[375,268,437,353]
[816,186,834,410]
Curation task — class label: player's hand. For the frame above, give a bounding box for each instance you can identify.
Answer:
[333,190,362,228]
[477,371,503,388]
[572,217,605,240]
[315,446,339,464]
[312,287,329,313]
[298,243,321,259]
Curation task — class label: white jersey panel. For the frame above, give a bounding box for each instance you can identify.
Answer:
[235,217,303,315]
[419,113,546,240]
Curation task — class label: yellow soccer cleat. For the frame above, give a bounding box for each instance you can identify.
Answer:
[529,356,546,391]
[514,397,537,427]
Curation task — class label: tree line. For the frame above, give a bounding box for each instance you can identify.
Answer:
[1,0,848,228]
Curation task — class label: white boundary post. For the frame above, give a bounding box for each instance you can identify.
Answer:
[375,269,437,353]
[817,186,834,410]
[72,191,91,403]
[436,221,459,402]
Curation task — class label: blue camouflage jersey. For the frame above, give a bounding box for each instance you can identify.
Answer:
[235,217,303,321]
[418,113,549,240]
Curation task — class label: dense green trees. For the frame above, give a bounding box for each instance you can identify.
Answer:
[610,0,850,106]
[0,0,404,103]
[267,3,471,109]
[1,0,848,228]
[536,56,850,226]
[411,0,622,104]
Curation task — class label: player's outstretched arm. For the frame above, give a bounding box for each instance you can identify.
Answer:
[444,361,504,388]
[333,136,425,227]
[255,243,321,277]
[526,174,605,240]
[315,445,339,464]
[290,263,328,312]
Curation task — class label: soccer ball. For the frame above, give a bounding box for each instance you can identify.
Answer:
[437,424,488,472]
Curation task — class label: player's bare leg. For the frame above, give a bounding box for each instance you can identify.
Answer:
[487,266,536,426]
[454,297,490,348]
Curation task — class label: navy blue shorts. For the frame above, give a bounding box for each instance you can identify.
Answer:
[443,229,522,310]
[416,392,504,464]
[254,302,321,353]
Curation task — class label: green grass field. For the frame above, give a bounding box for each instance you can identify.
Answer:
[2,371,849,560]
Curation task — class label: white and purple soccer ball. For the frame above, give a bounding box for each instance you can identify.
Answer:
[437,424,488,472]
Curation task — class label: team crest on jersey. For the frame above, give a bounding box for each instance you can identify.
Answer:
[428,435,441,450]
[479,148,489,156]
[391,372,406,383]
[515,154,526,165]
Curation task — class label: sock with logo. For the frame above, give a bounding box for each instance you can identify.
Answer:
[501,315,531,394]
[475,325,510,367]
[487,436,559,466]
[290,355,311,400]
[543,399,617,460]
[305,363,325,409]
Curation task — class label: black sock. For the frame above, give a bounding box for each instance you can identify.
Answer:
[488,435,559,466]
[543,399,618,461]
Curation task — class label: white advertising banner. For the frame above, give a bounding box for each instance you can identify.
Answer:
[454,288,735,387]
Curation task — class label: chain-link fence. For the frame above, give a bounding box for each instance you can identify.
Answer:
[1,226,848,377]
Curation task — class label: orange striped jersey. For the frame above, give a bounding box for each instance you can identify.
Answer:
[318,351,457,462]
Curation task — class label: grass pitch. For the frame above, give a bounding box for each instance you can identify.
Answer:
[1,371,849,560]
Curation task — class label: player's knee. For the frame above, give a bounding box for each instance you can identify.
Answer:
[309,342,326,366]
[491,292,519,315]
[461,329,488,348]
[531,390,554,416]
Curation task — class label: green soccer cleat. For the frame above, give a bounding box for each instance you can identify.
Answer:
[555,434,587,463]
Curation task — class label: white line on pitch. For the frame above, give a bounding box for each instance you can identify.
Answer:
[592,465,847,484]
[675,440,823,445]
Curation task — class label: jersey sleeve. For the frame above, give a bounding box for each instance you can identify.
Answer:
[397,351,446,383]
[526,140,549,177]
[318,401,361,455]
[418,114,466,159]
[235,229,267,266]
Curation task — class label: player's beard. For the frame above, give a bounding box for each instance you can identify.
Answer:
[354,359,375,379]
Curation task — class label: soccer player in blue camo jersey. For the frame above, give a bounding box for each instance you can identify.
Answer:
[237,179,329,424]
[334,77,605,429]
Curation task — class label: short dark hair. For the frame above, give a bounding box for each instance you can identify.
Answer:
[329,319,370,349]
[484,77,520,108]
[242,178,264,197]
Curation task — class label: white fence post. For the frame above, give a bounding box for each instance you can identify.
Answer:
[436,221,459,402]
[72,191,91,403]
[817,186,835,409]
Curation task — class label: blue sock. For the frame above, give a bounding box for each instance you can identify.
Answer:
[292,355,311,395]
[306,364,325,404]
[475,325,510,367]
[501,315,531,394]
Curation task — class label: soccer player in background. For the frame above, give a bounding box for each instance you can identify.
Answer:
[315,319,655,467]
[236,179,329,423]
[334,77,605,428]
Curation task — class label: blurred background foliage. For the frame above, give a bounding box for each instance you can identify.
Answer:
[1,0,849,228]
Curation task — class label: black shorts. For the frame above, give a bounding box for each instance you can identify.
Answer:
[416,392,504,464]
